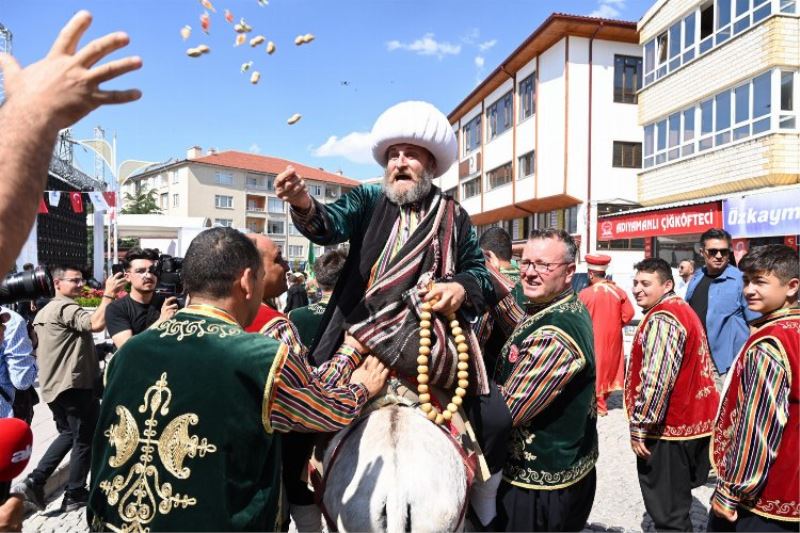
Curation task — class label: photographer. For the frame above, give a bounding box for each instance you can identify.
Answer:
[106,248,179,349]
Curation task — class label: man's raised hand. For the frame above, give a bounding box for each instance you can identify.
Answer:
[349,355,389,399]
[274,166,312,211]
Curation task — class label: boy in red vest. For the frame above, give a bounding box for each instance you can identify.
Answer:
[708,244,799,532]
[627,258,720,531]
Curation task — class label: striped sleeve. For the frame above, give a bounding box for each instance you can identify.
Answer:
[261,318,305,356]
[630,313,685,442]
[497,326,586,427]
[711,340,790,515]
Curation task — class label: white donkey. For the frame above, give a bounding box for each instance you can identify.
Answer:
[321,404,469,533]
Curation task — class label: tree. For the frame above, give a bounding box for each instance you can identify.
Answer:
[122,187,161,214]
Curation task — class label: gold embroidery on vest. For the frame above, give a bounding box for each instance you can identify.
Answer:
[99,373,217,532]
[155,319,242,341]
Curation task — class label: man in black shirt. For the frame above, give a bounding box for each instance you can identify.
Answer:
[105,248,178,348]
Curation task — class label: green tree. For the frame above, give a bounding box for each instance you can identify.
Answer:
[121,187,161,214]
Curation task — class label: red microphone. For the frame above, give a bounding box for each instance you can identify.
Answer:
[0,418,33,482]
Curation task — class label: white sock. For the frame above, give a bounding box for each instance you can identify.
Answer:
[469,471,503,526]
[290,503,323,532]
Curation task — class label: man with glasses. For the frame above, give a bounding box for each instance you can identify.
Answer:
[686,229,758,387]
[494,229,597,531]
[13,266,125,512]
[106,248,179,349]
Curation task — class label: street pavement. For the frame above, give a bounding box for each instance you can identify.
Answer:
[19,391,714,532]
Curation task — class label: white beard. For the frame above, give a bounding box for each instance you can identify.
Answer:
[382,168,434,206]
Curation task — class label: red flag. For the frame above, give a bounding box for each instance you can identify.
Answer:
[37,197,49,214]
[102,192,116,207]
[69,192,84,213]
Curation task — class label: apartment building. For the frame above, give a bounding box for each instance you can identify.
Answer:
[123,147,360,268]
[436,14,645,273]
[598,0,799,265]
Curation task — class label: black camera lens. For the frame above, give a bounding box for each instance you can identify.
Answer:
[0,266,55,305]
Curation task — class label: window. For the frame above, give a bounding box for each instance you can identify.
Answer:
[215,171,233,185]
[614,55,643,104]
[215,218,233,227]
[519,74,535,120]
[668,113,681,160]
[644,124,655,167]
[781,0,797,13]
[780,71,796,128]
[487,162,512,190]
[518,151,535,179]
[644,40,656,85]
[716,0,732,45]
[752,71,771,133]
[247,200,263,212]
[486,92,513,140]
[171,171,180,184]
[613,142,642,168]
[462,115,481,155]
[288,223,301,236]
[700,98,714,150]
[462,177,481,199]
[172,194,179,208]
[268,197,285,213]
[669,22,682,71]
[215,195,233,209]
[683,108,696,156]
[308,184,323,197]
[715,89,732,146]
[267,220,285,235]
[246,221,261,233]
[266,175,276,191]
[734,82,750,139]
[246,175,261,188]
[288,245,304,257]
[160,193,168,209]
[683,14,696,62]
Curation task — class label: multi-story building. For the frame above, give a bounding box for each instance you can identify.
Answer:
[598,0,799,265]
[437,13,645,274]
[123,147,360,269]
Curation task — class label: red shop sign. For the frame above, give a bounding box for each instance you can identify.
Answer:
[598,203,722,241]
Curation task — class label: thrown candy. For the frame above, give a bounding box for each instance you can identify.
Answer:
[196,44,210,54]
[200,12,210,34]
[224,9,233,23]
[287,113,302,125]
[250,71,261,84]
[241,61,253,72]
[266,41,276,54]
[257,0,268,5]
[234,18,252,33]
[249,35,265,46]
[303,33,315,43]
[294,35,304,46]
[235,34,246,46]
[200,0,216,12]
[186,47,202,57]
[180,25,192,41]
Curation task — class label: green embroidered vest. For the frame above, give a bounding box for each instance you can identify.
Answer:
[288,300,328,347]
[495,292,598,490]
[88,306,285,532]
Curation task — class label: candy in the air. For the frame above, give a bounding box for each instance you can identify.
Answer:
[257,0,268,6]
[235,34,246,46]
[200,0,216,12]
[250,71,261,84]
[250,35,265,46]
[241,61,253,73]
[180,25,192,41]
[196,44,210,54]
[234,18,252,33]
[224,9,234,23]
[303,33,315,43]
[266,41,276,54]
[287,113,302,125]
[200,12,210,34]
[294,35,304,46]
[186,45,210,57]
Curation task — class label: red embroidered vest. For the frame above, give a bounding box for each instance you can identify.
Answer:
[712,307,800,522]
[245,304,283,334]
[625,295,719,439]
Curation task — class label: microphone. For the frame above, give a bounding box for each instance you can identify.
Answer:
[0,418,33,483]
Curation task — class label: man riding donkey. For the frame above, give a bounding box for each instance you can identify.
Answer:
[276,100,510,529]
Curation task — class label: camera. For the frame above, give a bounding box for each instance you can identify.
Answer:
[155,255,185,307]
[0,266,55,305]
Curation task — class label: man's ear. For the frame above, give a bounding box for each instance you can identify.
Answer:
[239,267,256,300]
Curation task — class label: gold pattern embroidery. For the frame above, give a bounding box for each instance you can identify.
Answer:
[506,445,598,489]
[695,386,713,399]
[155,319,242,341]
[99,373,217,532]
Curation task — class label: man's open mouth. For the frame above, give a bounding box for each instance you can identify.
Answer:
[394,173,412,182]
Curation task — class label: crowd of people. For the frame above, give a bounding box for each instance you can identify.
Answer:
[0,11,797,533]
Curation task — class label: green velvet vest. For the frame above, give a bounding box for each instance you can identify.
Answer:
[495,292,598,490]
[88,305,285,532]
[288,300,328,347]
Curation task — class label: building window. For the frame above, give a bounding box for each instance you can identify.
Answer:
[215,195,233,209]
[612,142,642,168]
[614,55,642,104]
[214,218,233,227]
[462,114,481,156]
[246,175,261,188]
[486,91,513,140]
[171,171,180,184]
[288,245,304,257]
[308,184,323,196]
[462,176,481,199]
[518,151,535,179]
[288,223,301,235]
[487,162,512,190]
[215,171,234,185]
[780,71,796,129]
[266,175,276,191]
[519,73,535,120]
[160,192,168,209]
[172,194,179,208]
[268,197,285,213]
[267,220,285,235]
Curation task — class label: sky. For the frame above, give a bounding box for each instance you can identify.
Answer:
[2,0,653,182]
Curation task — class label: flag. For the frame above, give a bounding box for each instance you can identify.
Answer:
[102,192,116,207]
[69,192,84,213]
[88,191,110,211]
[47,191,62,207]
[37,197,49,214]
[306,243,316,278]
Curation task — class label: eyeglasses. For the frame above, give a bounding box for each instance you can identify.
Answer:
[519,260,570,274]
[705,248,730,258]
[59,277,85,284]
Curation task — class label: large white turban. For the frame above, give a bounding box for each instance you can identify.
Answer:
[370,100,457,178]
